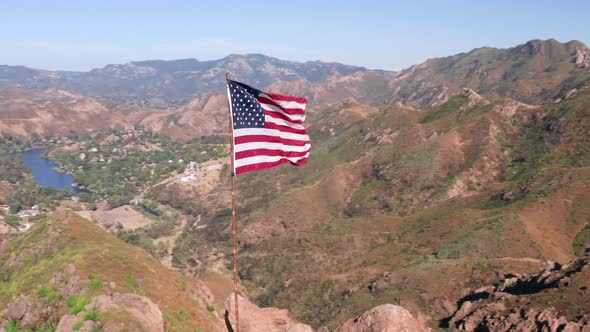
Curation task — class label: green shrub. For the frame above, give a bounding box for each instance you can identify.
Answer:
[89,279,102,291]
[66,294,91,315]
[179,308,189,320]
[125,274,138,288]
[36,322,58,332]
[84,308,100,321]
[37,286,49,298]
[6,321,21,332]
[73,320,84,331]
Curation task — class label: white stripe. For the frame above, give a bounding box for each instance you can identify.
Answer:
[264,114,306,130]
[234,142,311,153]
[235,153,310,168]
[259,92,307,110]
[233,128,310,142]
[260,102,306,122]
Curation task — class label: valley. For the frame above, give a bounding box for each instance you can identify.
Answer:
[1,39,590,331]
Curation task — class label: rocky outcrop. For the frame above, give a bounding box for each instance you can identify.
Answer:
[575,49,590,68]
[335,304,431,332]
[460,88,489,108]
[225,295,431,332]
[91,293,164,332]
[56,315,95,332]
[225,295,313,332]
[3,299,27,321]
[55,293,164,332]
[447,248,590,331]
[450,304,590,332]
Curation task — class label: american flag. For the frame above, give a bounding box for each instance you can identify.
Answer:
[226,79,311,175]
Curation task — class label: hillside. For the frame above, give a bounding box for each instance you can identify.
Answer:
[146,82,590,329]
[0,89,229,142]
[0,89,134,141]
[0,211,223,331]
[387,39,590,108]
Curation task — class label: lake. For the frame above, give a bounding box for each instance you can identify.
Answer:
[14,149,83,193]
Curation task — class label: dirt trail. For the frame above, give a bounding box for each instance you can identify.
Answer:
[155,216,188,268]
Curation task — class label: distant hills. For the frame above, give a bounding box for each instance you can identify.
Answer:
[1,39,588,111]
[269,39,590,109]
[0,54,394,108]
[387,39,590,107]
[0,39,589,142]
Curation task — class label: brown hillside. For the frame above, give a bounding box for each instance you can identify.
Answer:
[0,211,223,331]
[150,84,590,330]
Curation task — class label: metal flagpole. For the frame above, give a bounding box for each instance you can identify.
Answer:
[225,72,240,332]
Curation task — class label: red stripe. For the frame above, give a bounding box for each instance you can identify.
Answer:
[264,122,307,135]
[235,135,308,146]
[264,92,307,104]
[257,96,306,115]
[235,148,310,160]
[264,109,304,125]
[236,157,309,175]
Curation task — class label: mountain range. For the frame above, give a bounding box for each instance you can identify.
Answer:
[0,54,394,108]
[1,39,589,143]
[1,39,588,111]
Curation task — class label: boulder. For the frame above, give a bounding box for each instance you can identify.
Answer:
[4,299,27,321]
[90,293,164,332]
[225,295,313,332]
[335,304,431,332]
[575,49,590,68]
[56,315,95,332]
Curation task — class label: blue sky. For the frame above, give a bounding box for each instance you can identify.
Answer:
[1,0,589,71]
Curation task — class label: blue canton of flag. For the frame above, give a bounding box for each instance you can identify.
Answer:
[228,82,265,129]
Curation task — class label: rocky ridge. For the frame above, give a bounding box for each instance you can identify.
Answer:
[0,54,392,108]
[448,248,590,331]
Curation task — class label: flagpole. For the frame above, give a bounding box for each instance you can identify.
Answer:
[225,72,240,332]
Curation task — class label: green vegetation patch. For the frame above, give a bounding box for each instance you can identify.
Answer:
[419,95,467,124]
[66,294,91,315]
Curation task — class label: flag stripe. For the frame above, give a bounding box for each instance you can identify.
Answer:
[234,142,311,153]
[235,148,310,160]
[236,157,308,174]
[235,153,310,168]
[257,96,306,115]
[234,134,308,147]
[264,115,305,130]
[260,103,305,122]
[234,128,309,142]
[264,109,304,125]
[262,92,307,104]
[264,121,307,135]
